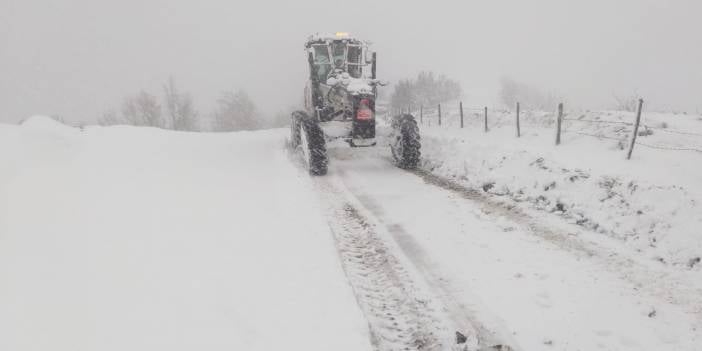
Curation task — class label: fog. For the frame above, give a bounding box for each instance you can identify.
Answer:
[1,0,700,124]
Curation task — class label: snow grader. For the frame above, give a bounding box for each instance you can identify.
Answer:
[289,32,421,175]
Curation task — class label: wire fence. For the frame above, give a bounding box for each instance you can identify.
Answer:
[563,118,633,126]
[635,142,702,153]
[388,100,702,159]
[563,115,702,156]
[640,125,702,137]
[561,130,624,142]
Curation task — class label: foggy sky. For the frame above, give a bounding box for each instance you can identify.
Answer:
[1,0,701,124]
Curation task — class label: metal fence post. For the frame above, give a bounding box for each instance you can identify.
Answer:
[556,103,563,145]
[516,102,521,137]
[627,99,644,160]
[459,101,464,128]
[484,107,488,132]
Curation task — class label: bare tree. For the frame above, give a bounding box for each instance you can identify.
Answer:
[435,73,461,105]
[121,91,164,127]
[163,77,199,131]
[99,110,122,126]
[50,114,67,125]
[212,90,259,131]
[499,78,515,107]
[390,79,415,110]
[499,77,560,110]
[612,92,642,112]
[390,71,462,110]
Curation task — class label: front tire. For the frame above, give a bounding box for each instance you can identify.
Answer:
[390,114,421,169]
[291,111,328,176]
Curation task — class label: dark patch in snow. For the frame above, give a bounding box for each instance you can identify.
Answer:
[482,182,495,192]
[628,181,638,194]
[647,308,657,318]
[529,157,548,170]
[456,331,468,344]
[638,127,654,136]
[653,256,666,264]
[599,176,622,202]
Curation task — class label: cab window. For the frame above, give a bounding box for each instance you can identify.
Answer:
[331,42,346,69]
[313,45,332,81]
[347,46,362,78]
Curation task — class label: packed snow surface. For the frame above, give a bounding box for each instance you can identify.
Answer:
[2,113,702,351]
[324,143,702,350]
[0,116,370,351]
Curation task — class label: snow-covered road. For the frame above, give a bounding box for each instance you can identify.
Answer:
[317,145,702,351]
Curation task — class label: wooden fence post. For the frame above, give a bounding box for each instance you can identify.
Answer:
[459,101,464,128]
[556,102,563,145]
[484,107,488,132]
[516,102,521,137]
[627,99,644,160]
[438,104,442,126]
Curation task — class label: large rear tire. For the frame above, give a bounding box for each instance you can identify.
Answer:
[390,114,421,169]
[291,111,328,176]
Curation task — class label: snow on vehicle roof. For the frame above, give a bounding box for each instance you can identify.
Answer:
[305,32,367,47]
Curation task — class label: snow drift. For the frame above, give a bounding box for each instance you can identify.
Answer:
[0,116,370,351]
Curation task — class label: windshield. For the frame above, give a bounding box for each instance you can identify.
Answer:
[313,45,331,81]
[312,41,364,81]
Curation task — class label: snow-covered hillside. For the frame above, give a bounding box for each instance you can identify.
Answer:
[417,108,702,268]
[0,117,370,351]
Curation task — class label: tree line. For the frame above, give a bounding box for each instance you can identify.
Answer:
[100,77,281,132]
[390,71,462,110]
[390,73,645,113]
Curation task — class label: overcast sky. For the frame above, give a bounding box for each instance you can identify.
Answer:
[1,0,700,124]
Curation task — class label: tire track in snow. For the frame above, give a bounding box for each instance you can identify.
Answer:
[285,144,516,350]
[312,170,516,351]
[316,176,452,351]
[333,174,517,351]
[382,220,512,351]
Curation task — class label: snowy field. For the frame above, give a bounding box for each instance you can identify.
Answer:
[0,117,370,351]
[2,114,702,351]
[416,107,702,267]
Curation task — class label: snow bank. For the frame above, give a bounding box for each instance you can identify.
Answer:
[418,108,702,268]
[0,122,370,351]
